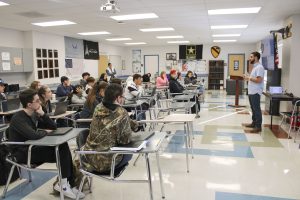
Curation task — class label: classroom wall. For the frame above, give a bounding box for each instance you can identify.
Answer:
[123,43,256,79]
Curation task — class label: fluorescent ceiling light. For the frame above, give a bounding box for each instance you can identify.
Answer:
[140,28,174,32]
[156,35,183,39]
[125,42,146,45]
[167,41,190,44]
[32,20,76,27]
[213,40,237,42]
[212,34,241,37]
[78,31,110,35]
[106,38,132,41]
[208,7,261,15]
[0,1,9,6]
[110,13,158,21]
[211,25,248,29]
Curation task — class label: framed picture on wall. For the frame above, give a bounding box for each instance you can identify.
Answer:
[166,53,177,60]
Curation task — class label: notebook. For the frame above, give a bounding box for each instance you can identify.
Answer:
[110,132,154,151]
[110,140,147,152]
[48,101,68,116]
[48,127,73,136]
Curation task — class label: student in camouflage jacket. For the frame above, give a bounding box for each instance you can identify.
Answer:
[82,83,138,173]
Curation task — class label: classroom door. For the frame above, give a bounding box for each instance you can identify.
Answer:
[98,55,108,77]
[144,55,159,76]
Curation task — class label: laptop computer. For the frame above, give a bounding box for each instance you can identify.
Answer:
[269,86,283,94]
[48,127,73,136]
[48,101,68,116]
[131,132,155,142]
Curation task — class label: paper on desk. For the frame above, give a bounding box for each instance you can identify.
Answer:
[110,140,147,152]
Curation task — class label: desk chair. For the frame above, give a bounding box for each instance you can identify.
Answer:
[289,100,300,141]
[75,130,164,200]
[1,129,57,199]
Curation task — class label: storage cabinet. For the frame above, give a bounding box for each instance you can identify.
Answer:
[208,60,224,90]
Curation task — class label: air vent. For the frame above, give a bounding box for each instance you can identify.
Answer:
[16,11,48,18]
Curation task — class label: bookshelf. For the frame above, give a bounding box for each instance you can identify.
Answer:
[208,60,224,90]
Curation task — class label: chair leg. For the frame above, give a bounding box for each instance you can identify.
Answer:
[88,177,93,193]
[76,175,87,200]
[2,165,16,198]
[27,171,32,182]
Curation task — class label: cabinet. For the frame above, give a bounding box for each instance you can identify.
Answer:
[0,47,33,73]
[208,60,224,90]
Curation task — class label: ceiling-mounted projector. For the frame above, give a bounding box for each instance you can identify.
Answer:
[100,0,120,12]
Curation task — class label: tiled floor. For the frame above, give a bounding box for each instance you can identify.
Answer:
[2,91,300,200]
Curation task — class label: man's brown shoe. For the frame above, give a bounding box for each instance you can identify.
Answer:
[244,123,255,128]
[251,127,262,133]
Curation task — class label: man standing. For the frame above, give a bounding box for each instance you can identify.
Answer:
[106,63,117,78]
[243,51,265,132]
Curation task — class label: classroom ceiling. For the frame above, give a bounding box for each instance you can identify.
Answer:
[0,0,299,46]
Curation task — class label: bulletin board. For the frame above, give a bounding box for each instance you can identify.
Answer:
[228,54,245,77]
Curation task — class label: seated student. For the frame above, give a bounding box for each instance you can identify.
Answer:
[79,72,90,89]
[56,76,73,98]
[110,78,122,85]
[169,69,184,94]
[99,73,108,83]
[156,71,169,87]
[38,85,52,113]
[184,70,197,85]
[177,72,185,87]
[0,79,7,102]
[80,81,108,119]
[169,69,200,115]
[124,74,144,101]
[8,89,84,199]
[142,73,151,82]
[81,84,138,173]
[71,85,86,104]
[29,81,41,91]
[85,77,95,95]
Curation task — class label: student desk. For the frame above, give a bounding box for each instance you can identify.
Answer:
[49,110,77,123]
[25,128,86,200]
[142,114,196,173]
[0,108,22,122]
[263,92,299,129]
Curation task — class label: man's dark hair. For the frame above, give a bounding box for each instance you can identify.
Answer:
[103,83,123,103]
[108,63,111,66]
[133,74,142,81]
[20,89,38,108]
[251,51,261,60]
[110,78,122,85]
[86,77,95,83]
[82,72,90,78]
[61,76,69,83]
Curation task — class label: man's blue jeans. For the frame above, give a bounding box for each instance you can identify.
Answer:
[248,93,262,128]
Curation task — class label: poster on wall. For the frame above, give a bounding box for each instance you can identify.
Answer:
[65,58,84,78]
[179,45,203,60]
[84,40,99,60]
[64,37,84,59]
[132,49,141,73]
[178,60,207,73]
